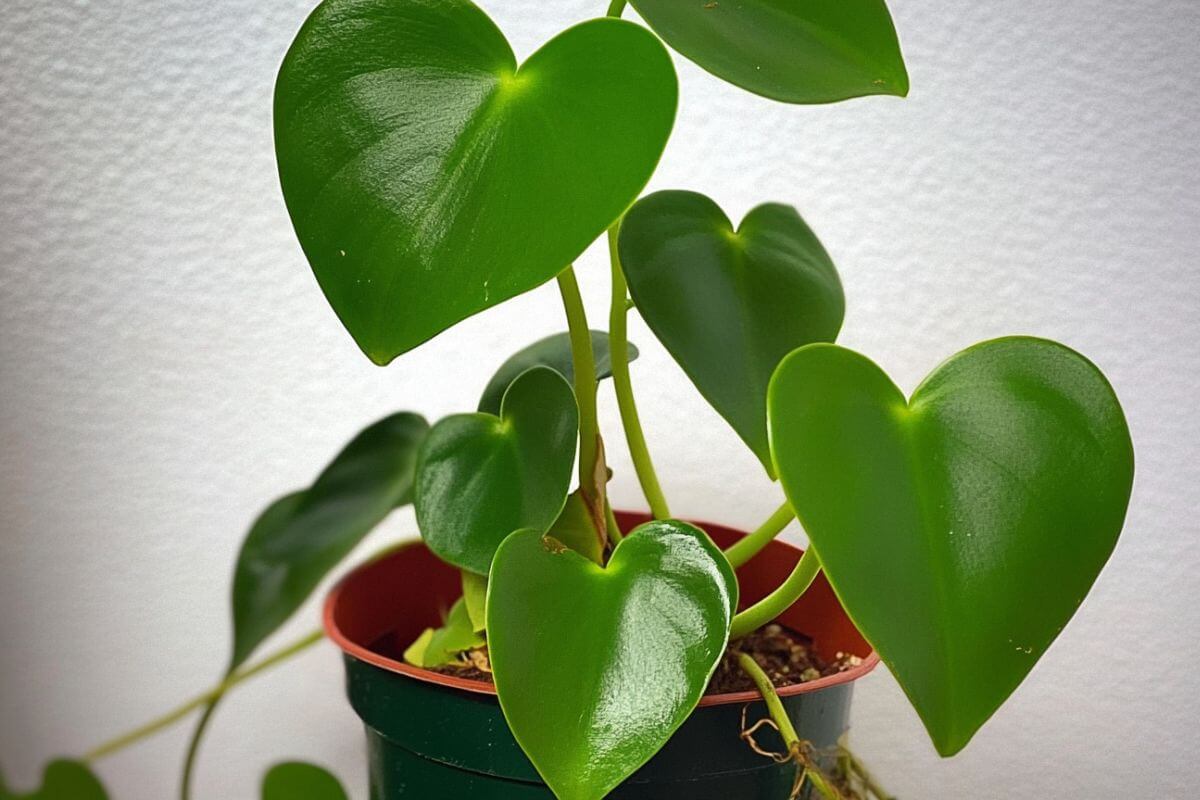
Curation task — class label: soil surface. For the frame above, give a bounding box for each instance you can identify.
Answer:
[426,623,862,695]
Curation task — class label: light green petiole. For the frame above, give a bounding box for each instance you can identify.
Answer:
[724,501,795,569]
[556,267,603,505]
[607,226,672,520]
[729,547,822,639]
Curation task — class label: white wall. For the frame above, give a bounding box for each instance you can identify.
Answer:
[2,0,1197,797]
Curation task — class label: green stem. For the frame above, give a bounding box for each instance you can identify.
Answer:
[739,653,840,800]
[737,652,799,747]
[177,629,323,799]
[730,547,821,639]
[845,747,895,799]
[179,698,218,800]
[605,501,624,545]
[724,501,794,569]
[606,0,627,17]
[556,267,602,502]
[607,227,671,519]
[84,628,324,764]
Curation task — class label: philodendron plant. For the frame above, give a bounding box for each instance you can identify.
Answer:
[3,1,1136,799]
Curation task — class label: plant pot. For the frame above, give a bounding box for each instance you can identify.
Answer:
[324,511,878,799]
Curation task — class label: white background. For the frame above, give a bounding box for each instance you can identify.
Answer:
[2,0,1198,797]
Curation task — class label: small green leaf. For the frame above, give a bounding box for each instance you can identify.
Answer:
[262,762,348,800]
[768,338,1133,755]
[275,0,677,364]
[415,367,578,574]
[488,520,737,800]
[619,190,843,475]
[403,598,486,668]
[231,412,429,669]
[461,570,488,633]
[479,331,638,416]
[1,760,108,800]
[628,0,908,104]
[545,489,605,564]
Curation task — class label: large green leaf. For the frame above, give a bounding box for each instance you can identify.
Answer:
[488,520,737,800]
[275,0,678,364]
[415,367,577,574]
[768,338,1133,755]
[479,331,638,416]
[628,0,907,103]
[262,762,348,800]
[619,190,844,475]
[0,760,108,800]
[231,412,429,669]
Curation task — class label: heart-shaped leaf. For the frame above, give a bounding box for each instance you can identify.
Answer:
[619,190,844,475]
[488,520,737,800]
[231,412,428,669]
[262,762,348,800]
[275,0,678,364]
[1,760,108,800]
[415,366,577,574]
[403,597,486,668]
[768,338,1133,755]
[628,0,908,103]
[479,331,638,416]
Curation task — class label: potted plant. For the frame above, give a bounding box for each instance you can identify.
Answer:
[3,0,1134,798]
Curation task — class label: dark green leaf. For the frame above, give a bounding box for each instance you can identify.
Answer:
[478,331,638,416]
[231,412,429,669]
[628,0,908,103]
[403,597,486,668]
[415,367,577,574]
[619,190,843,475]
[768,338,1133,755]
[1,760,108,800]
[488,520,737,800]
[262,762,348,800]
[275,0,677,364]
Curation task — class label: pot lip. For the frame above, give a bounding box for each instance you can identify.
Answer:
[324,541,881,708]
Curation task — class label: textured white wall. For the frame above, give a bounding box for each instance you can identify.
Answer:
[2,0,1198,797]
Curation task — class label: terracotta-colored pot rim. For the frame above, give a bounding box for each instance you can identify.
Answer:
[323,541,879,708]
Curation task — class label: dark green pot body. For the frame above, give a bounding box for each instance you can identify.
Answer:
[346,652,854,799]
[326,513,876,799]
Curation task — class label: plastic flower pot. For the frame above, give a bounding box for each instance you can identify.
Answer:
[324,512,878,798]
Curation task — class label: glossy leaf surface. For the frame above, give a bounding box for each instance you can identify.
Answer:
[620,191,844,475]
[403,598,485,668]
[231,412,428,669]
[768,338,1133,755]
[415,367,577,574]
[1,760,108,800]
[628,0,908,103]
[275,0,677,364]
[262,762,348,800]
[488,520,737,800]
[479,331,638,416]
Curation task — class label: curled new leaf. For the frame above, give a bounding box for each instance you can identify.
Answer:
[231,412,429,669]
[403,597,485,668]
